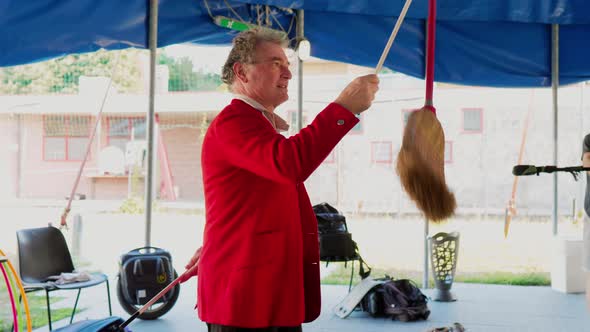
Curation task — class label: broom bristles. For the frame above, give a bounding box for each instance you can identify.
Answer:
[396,108,456,222]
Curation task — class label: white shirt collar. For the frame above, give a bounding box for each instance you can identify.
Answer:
[233,94,279,131]
[233,94,269,113]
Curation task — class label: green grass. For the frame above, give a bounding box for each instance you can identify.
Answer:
[321,263,550,287]
[0,291,84,330]
[455,271,550,286]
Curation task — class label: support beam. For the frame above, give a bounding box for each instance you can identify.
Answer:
[145,0,159,246]
[296,10,304,132]
[551,24,559,236]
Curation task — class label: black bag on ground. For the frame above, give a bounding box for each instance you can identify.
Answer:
[118,246,175,306]
[313,202,356,261]
[360,277,430,321]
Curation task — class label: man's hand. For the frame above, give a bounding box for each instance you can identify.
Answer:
[179,247,202,283]
[334,74,380,115]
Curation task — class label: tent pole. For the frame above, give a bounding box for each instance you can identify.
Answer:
[296,9,304,132]
[551,24,559,236]
[145,0,159,247]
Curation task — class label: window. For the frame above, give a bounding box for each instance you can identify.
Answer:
[349,114,363,135]
[462,108,483,133]
[43,115,91,161]
[371,141,392,164]
[445,141,453,164]
[107,117,146,152]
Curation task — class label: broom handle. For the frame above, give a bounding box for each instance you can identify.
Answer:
[119,270,187,329]
[375,0,413,73]
[424,0,437,110]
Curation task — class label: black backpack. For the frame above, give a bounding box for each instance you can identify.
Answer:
[313,202,357,261]
[360,277,430,322]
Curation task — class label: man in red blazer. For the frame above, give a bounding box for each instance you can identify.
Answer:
[180,28,379,331]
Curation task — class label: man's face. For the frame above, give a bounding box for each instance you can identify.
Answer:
[240,41,292,110]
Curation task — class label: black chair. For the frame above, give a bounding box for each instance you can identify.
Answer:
[16,226,112,331]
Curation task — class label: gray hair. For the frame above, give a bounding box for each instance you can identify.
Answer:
[221,28,288,87]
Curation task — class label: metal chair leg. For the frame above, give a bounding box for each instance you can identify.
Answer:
[70,288,81,324]
[45,289,53,331]
[106,278,112,315]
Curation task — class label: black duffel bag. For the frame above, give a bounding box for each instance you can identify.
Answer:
[360,277,430,322]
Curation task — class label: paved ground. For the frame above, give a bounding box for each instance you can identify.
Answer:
[32,280,590,332]
[1,200,587,331]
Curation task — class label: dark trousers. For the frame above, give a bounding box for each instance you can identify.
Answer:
[207,323,302,332]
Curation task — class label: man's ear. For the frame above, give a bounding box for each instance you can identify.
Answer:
[233,62,248,83]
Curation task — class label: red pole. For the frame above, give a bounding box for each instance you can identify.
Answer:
[424,0,437,114]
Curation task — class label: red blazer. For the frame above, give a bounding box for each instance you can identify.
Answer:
[198,99,358,327]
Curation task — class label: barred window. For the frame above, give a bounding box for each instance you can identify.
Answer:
[107,117,146,152]
[43,115,91,161]
[462,108,483,133]
[371,141,393,164]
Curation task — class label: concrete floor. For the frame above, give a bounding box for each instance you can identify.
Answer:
[32,279,590,332]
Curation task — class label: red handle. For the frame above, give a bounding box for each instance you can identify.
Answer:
[424,0,437,113]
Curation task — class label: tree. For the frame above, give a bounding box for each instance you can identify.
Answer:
[158,53,222,92]
[0,49,223,95]
[0,49,143,95]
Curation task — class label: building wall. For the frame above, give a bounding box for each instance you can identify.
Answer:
[160,126,204,201]
[297,74,590,216]
[1,75,590,217]
[0,115,18,198]
[18,115,97,199]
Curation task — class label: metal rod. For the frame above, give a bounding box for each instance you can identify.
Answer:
[573,198,576,220]
[551,24,559,236]
[424,0,436,106]
[145,0,159,247]
[375,0,413,73]
[296,9,304,132]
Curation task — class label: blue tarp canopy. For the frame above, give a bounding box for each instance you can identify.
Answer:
[1,0,589,87]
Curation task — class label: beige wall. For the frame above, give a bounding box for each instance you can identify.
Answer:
[160,126,204,201]
[0,113,206,201]
[18,115,96,198]
[0,115,18,198]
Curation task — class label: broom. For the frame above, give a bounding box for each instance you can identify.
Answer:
[395,0,456,222]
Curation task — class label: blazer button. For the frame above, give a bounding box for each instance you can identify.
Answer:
[337,120,345,125]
